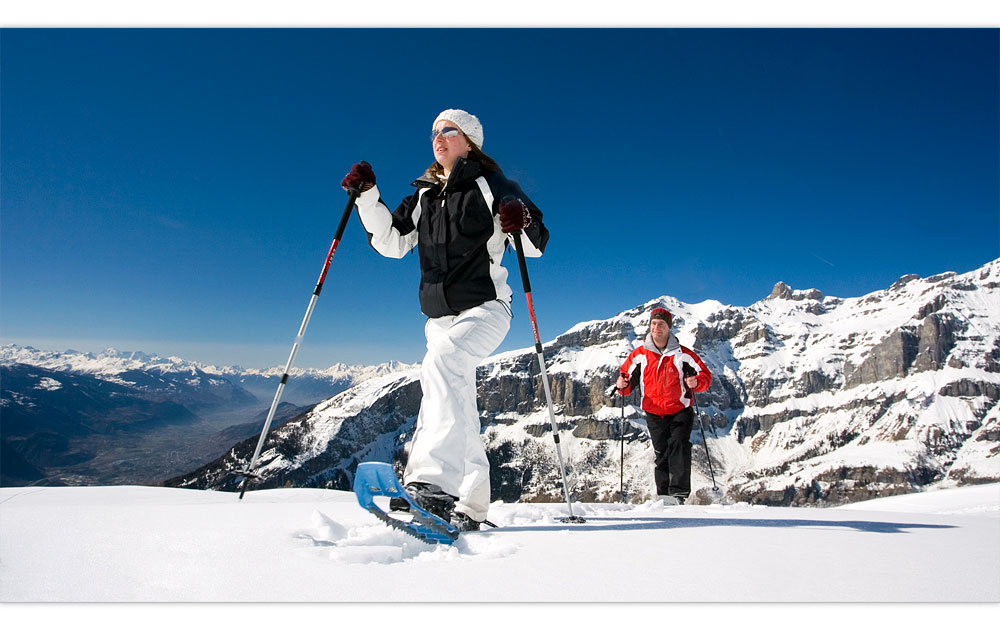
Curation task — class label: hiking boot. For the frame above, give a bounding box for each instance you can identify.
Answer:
[389,496,409,513]
[450,511,482,532]
[404,482,456,521]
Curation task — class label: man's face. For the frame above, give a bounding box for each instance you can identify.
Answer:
[650,318,670,347]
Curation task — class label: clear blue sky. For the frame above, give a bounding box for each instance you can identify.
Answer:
[2,28,998,368]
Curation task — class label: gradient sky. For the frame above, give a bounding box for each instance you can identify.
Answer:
[2,28,998,368]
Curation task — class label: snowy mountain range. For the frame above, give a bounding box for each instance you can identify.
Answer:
[0,345,414,406]
[0,345,414,486]
[169,259,1000,507]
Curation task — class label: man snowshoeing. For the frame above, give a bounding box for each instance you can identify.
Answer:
[616,307,712,504]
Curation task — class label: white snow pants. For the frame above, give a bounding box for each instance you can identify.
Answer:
[403,299,511,522]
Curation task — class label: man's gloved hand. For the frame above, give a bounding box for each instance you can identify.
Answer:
[499,197,532,234]
[341,161,376,192]
[616,374,630,393]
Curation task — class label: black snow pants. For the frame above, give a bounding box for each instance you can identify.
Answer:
[645,407,694,499]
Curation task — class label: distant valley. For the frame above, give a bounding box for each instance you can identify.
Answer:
[0,346,412,486]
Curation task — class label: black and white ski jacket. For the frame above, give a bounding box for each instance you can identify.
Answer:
[356,157,549,318]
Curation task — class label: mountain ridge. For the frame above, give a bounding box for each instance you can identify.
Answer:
[169,259,1000,506]
[0,344,415,381]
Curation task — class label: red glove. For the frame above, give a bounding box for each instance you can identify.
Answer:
[341,161,376,192]
[499,197,532,233]
[616,374,630,394]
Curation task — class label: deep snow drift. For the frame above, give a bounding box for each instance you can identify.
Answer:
[1,482,997,603]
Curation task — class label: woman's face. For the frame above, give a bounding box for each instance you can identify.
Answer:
[432,119,472,173]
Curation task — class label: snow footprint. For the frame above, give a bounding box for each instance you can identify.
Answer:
[297,509,517,565]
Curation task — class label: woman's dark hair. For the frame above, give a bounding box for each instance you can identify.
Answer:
[426,134,501,179]
[468,143,501,174]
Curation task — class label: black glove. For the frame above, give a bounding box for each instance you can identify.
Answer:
[499,197,532,234]
[341,161,376,192]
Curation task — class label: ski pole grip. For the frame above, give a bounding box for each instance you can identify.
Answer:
[335,187,361,241]
[512,230,532,293]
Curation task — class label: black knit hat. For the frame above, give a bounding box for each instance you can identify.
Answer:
[650,307,673,327]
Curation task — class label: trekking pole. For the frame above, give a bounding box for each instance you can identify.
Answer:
[619,389,626,502]
[510,227,586,524]
[237,184,362,500]
[692,394,719,492]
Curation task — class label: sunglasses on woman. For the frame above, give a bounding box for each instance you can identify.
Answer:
[431,126,462,141]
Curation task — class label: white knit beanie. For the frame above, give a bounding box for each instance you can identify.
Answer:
[433,108,484,149]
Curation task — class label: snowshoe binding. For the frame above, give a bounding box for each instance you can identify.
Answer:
[450,511,482,532]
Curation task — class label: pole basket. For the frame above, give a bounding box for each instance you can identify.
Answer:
[232,469,262,481]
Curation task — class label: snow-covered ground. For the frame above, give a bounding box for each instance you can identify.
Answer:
[2,483,997,608]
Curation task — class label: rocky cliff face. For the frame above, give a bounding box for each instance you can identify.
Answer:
[170,259,1000,507]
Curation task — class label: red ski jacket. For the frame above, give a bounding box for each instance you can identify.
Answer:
[619,333,712,416]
